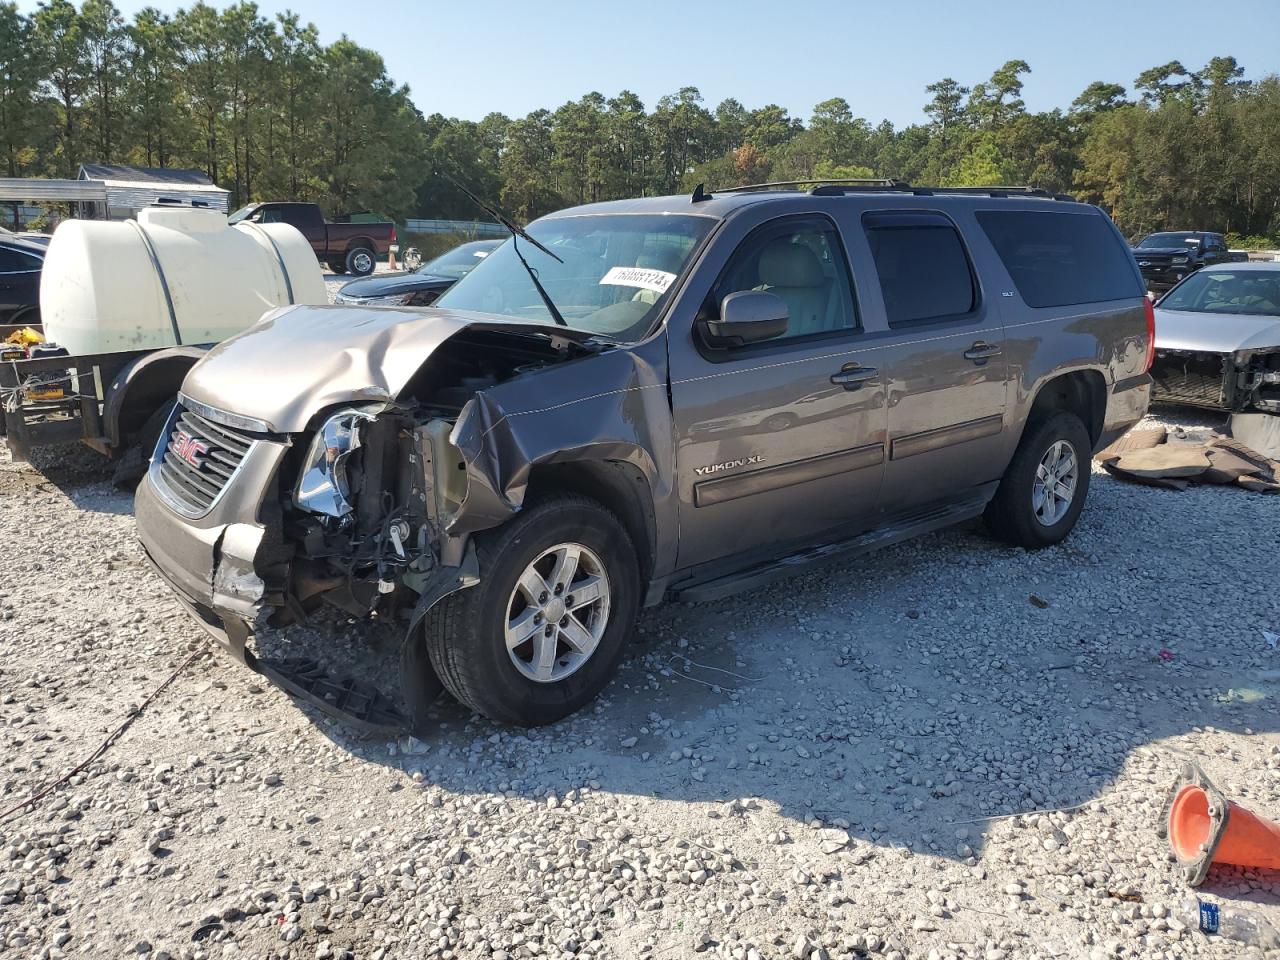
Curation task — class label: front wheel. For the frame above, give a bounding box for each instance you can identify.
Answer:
[345,246,375,277]
[425,495,640,725]
[984,411,1091,549]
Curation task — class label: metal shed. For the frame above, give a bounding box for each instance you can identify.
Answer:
[77,164,230,217]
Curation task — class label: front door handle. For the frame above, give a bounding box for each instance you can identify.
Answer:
[963,341,1002,364]
[830,364,878,390]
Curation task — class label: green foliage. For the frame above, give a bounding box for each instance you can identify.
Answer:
[3,1,423,217]
[0,9,1276,242]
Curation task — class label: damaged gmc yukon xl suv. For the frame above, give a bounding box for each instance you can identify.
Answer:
[136,184,1152,732]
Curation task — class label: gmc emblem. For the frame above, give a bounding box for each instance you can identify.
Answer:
[173,430,209,469]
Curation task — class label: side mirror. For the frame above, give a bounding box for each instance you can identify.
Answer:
[701,290,789,348]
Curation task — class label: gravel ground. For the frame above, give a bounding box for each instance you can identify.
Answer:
[4,374,1280,958]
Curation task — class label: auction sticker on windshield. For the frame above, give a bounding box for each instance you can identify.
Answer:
[599,265,676,294]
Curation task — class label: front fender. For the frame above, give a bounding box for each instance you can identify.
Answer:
[443,340,677,573]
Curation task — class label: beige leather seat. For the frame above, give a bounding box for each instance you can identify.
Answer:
[756,241,832,336]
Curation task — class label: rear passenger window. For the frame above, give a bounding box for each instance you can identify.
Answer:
[975,210,1143,308]
[863,212,976,326]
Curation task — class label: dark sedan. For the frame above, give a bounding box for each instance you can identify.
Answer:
[0,237,44,326]
[333,239,502,306]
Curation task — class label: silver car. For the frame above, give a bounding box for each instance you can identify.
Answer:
[1151,262,1280,412]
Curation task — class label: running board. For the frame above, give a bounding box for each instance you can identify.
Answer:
[672,492,990,604]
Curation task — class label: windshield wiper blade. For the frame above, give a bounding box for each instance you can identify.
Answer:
[442,172,568,327]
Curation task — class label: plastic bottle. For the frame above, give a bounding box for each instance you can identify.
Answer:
[1182,897,1280,949]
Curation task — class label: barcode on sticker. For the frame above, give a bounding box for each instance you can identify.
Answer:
[599,265,676,293]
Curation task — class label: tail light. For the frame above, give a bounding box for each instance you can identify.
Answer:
[1143,297,1156,371]
[390,225,397,245]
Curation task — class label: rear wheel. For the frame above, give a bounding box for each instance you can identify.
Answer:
[985,410,1091,548]
[425,495,640,725]
[345,246,375,277]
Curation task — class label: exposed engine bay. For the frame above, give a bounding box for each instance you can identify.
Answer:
[272,329,595,631]
[1151,347,1280,413]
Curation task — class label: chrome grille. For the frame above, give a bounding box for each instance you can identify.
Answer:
[153,407,255,517]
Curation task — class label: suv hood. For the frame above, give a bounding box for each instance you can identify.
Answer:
[181,304,595,433]
[1154,307,1280,353]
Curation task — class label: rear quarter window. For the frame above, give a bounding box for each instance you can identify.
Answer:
[975,210,1142,308]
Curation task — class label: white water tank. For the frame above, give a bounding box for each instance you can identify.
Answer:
[40,204,326,355]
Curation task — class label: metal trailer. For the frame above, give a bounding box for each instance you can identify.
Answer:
[1,322,142,459]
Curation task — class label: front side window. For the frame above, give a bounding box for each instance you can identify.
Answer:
[435,214,714,342]
[1159,270,1280,316]
[864,212,975,325]
[977,210,1143,308]
[710,217,858,341]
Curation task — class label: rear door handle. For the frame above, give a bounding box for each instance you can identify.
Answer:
[830,365,878,390]
[963,342,1002,364]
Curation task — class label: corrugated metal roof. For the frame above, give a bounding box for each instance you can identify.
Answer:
[0,178,108,202]
[78,163,214,186]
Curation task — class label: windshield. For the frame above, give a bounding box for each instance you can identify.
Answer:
[226,204,257,224]
[417,241,500,279]
[434,213,715,341]
[1139,233,1201,248]
[1159,270,1280,316]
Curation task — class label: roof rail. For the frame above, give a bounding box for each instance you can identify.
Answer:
[713,178,905,194]
[810,183,1077,201]
[710,179,1077,202]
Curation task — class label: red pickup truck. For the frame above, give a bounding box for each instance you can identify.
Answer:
[228,201,395,276]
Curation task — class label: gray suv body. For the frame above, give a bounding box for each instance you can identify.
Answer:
[135,184,1153,732]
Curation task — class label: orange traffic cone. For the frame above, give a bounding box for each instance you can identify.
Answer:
[1159,761,1280,886]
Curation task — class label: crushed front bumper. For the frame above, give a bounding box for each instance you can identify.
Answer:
[136,444,478,738]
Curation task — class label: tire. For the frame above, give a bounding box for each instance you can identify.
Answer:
[345,246,375,277]
[984,410,1091,549]
[425,494,641,726]
[327,261,348,275]
[111,403,173,489]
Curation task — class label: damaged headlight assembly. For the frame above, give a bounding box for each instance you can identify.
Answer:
[294,409,376,518]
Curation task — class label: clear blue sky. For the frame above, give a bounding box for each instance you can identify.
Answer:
[26,0,1280,125]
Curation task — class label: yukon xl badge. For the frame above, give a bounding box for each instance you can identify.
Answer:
[694,455,764,476]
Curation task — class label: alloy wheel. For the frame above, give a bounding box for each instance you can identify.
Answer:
[504,543,611,683]
[1031,439,1078,527]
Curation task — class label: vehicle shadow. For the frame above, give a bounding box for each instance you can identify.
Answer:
[0,441,132,516]
[251,470,1280,905]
